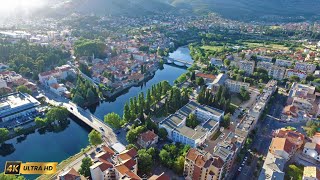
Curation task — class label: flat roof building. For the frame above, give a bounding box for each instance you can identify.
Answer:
[0,92,40,123]
[159,101,223,147]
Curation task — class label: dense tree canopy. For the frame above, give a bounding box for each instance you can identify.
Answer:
[88,130,103,146]
[0,173,25,180]
[71,77,99,107]
[16,85,32,94]
[74,39,106,58]
[0,40,69,80]
[104,112,124,129]
[79,157,92,177]
[137,149,153,175]
[35,107,69,126]
[126,126,145,143]
[0,128,9,144]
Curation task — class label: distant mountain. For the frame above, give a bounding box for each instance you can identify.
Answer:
[41,0,320,21]
[43,0,176,17]
[169,0,320,20]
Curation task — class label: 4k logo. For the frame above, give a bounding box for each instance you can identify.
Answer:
[4,161,21,175]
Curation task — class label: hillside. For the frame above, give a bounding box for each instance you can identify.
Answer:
[170,0,320,20]
[42,0,320,21]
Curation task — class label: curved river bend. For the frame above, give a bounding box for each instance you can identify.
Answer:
[0,47,193,179]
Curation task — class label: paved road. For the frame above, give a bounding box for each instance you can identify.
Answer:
[39,85,128,145]
[232,93,307,180]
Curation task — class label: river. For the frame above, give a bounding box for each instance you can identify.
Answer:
[0,47,193,179]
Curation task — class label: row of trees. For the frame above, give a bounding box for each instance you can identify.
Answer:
[71,77,100,107]
[0,40,69,80]
[197,86,233,113]
[123,81,171,123]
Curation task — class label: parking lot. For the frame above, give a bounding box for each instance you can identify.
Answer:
[0,111,44,129]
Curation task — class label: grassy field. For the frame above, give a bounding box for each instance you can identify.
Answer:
[201,45,224,51]
[243,42,289,50]
[231,95,242,106]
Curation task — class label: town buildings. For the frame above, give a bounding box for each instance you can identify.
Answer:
[38,64,76,97]
[303,133,320,162]
[238,60,255,75]
[295,62,317,74]
[283,83,319,121]
[303,166,320,180]
[285,69,307,80]
[275,59,293,68]
[257,62,286,80]
[0,71,37,93]
[258,152,286,180]
[259,129,305,180]
[137,130,159,148]
[225,79,250,93]
[0,92,40,123]
[89,146,140,180]
[58,168,82,180]
[184,148,225,180]
[159,101,223,148]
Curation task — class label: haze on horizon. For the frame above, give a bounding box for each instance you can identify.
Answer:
[0,0,49,19]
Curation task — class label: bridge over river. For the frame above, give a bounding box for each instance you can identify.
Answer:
[164,57,193,66]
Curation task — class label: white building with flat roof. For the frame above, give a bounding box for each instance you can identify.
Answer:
[0,92,40,122]
[159,101,223,147]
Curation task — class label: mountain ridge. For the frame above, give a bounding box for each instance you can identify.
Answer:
[42,0,320,21]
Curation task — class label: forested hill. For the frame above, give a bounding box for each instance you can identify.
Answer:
[42,0,320,21]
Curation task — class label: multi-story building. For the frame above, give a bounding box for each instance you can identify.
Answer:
[0,92,40,123]
[303,133,320,162]
[159,101,223,147]
[269,66,286,80]
[269,137,298,160]
[184,148,225,180]
[239,60,255,75]
[259,128,305,180]
[257,61,273,70]
[257,62,286,80]
[258,152,286,180]
[38,64,76,85]
[295,62,317,73]
[303,166,320,180]
[275,59,293,68]
[225,79,250,93]
[89,146,141,180]
[284,83,319,121]
[212,141,237,176]
[285,69,307,80]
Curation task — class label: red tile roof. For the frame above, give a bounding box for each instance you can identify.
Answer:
[148,172,170,180]
[139,130,158,143]
[196,73,216,80]
[119,148,137,161]
[270,137,296,154]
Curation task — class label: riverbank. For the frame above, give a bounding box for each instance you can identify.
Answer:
[37,146,92,180]
[0,47,193,179]
[102,67,158,98]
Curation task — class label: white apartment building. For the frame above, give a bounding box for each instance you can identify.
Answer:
[225,79,250,93]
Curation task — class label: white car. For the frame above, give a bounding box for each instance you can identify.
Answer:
[238,167,242,171]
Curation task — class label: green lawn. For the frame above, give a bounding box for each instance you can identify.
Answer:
[243,42,289,50]
[231,95,242,106]
[201,45,224,51]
